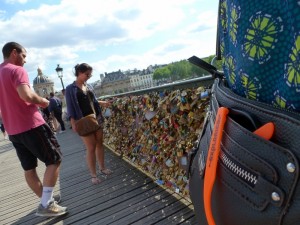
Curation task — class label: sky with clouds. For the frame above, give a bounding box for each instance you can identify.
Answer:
[0,0,219,91]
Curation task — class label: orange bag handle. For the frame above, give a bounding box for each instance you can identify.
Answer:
[253,122,274,140]
[203,107,229,225]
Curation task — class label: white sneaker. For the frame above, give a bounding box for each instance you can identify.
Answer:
[58,130,66,134]
[35,200,67,217]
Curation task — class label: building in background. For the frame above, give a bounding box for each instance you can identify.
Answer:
[33,68,54,97]
[128,67,153,91]
[94,65,158,97]
[95,70,131,97]
[33,68,65,105]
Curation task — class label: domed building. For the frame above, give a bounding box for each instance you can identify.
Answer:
[33,68,54,97]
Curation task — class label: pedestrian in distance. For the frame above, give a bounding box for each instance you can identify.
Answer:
[48,92,66,134]
[0,41,67,217]
[65,63,112,185]
[40,97,56,134]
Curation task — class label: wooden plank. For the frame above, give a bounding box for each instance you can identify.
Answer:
[154,206,197,225]
[3,162,151,224]
[106,194,182,225]
[89,187,173,225]
[14,174,154,225]
[129,200,192,225]
[0,129,197,225]
[63,183,164,225]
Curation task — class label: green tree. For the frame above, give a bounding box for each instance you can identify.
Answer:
[153,66,171,80]
[168,60,190,80]
[153,55,223,81]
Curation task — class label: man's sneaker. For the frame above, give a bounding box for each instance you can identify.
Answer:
[35,201,67,217]
[53,194,61,203]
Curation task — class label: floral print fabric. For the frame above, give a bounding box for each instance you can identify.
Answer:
[219,0,300,112]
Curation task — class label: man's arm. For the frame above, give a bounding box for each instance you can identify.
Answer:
[17,84,49,108]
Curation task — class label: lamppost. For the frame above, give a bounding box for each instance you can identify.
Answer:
[55,64,65,90]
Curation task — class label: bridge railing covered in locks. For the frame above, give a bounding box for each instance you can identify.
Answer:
[100,75,214,199]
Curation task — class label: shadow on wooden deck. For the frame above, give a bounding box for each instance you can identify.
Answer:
[0,129,197,225]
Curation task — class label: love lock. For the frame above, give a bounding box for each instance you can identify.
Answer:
[102,84,210,199]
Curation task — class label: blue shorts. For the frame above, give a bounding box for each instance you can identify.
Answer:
[9,124,62,171]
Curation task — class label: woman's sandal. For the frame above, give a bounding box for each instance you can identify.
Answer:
[91,176,102,185]
[99,168,113,175]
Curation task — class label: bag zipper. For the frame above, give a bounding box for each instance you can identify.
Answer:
[220,150,258,188]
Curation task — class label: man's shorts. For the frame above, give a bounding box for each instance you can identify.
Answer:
[9,124,62,171]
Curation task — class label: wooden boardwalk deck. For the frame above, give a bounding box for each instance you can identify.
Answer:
[0,129,197,225]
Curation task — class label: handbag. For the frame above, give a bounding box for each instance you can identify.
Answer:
[187,56,300,225]
[76,114,100,136]
[76,91,101,136]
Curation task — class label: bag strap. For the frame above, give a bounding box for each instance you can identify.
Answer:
[203,107,229,225]
[188,56,224,79]
[86,88,96,115]
[216,0,222,60]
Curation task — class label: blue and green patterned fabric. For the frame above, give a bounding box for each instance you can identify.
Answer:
[219,0,300,112]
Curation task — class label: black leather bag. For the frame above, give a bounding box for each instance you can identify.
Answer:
[188,59,300,225]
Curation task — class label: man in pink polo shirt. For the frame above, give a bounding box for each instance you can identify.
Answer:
[0,42,67,217]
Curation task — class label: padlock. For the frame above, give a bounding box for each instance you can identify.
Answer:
[102,84,210,200]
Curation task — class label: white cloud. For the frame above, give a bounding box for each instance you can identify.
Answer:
[5,0,29,4]
[0,0,219,91]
